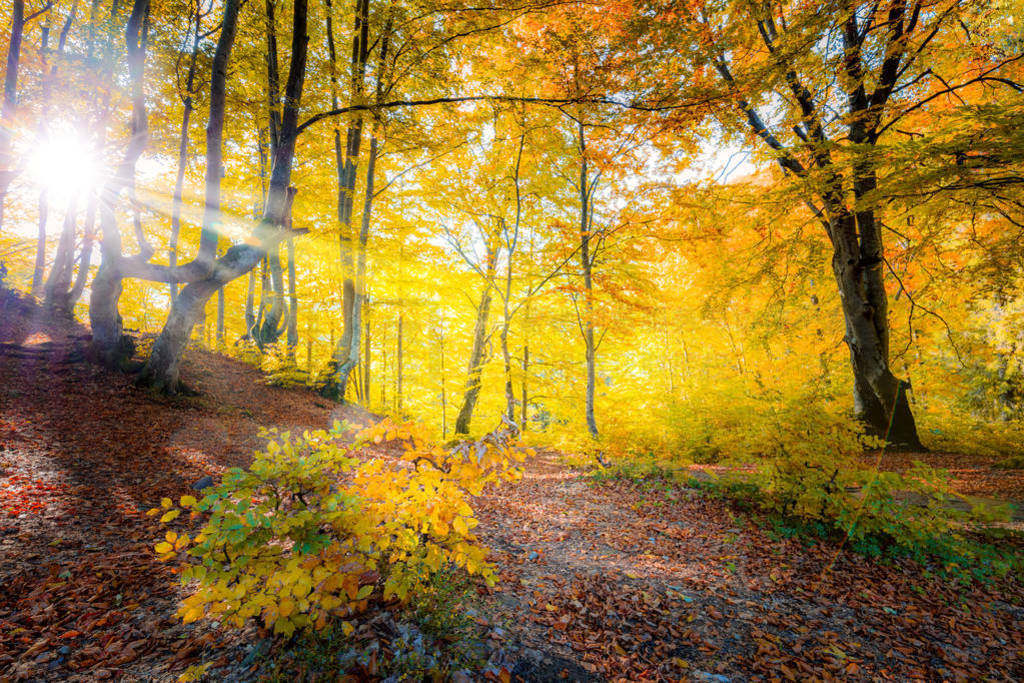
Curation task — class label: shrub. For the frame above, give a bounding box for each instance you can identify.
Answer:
[152,419,528,637]
[728,400,1018,578]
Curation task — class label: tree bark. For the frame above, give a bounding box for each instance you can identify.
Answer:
[0,0,25,232]
[396,311,403,412]
[286,234,298,354]
[578,121,599,439]
[44,195,78,310]
[520,341,528,432]
[31,190,48,297]
[138,0,307,392]
[323,0,372,399]
[455,279,494,435]
[169,4,202,304]
[88,0,149,367]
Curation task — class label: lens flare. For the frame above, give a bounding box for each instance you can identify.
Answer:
[28,131,101,202]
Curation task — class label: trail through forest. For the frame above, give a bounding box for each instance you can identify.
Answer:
[1,292,1023,681]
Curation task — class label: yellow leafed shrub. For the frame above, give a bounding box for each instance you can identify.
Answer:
[150,419,528,636]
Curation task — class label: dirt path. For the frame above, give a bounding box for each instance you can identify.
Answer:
[473,453,1024,681]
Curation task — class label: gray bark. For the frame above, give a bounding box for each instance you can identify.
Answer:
[578,121,598,439]
[0,0,25,232]
[455,276,494,435]
[88,0,149,367]
[169,4,202,304]
[138,0,307,391]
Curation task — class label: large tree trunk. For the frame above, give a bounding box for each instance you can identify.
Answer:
[323,0,372,399]
[138,0,307,392]
[257,243,287,343]
[829,183,922,449]
[89,0,149,367]
[455,282,493,435]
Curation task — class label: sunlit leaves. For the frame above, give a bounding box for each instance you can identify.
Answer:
[153,418,528,636]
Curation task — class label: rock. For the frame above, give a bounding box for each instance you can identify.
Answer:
[692,672,730,683]
[192,475,215,491]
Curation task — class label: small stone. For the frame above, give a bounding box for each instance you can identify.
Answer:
[192,475,215,491]
[692,672,730,683]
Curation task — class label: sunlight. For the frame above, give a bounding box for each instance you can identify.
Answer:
[27,131,101,202]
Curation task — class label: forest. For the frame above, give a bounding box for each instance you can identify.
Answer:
[0,0,1022,679]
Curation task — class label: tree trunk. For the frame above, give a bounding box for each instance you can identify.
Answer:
[439,322,447,438]
[324,0,372,398]
[520,341,528,432]
[0,0,25,232]
[258,243,287,343]
[286,234,298,354]
[578,121,599,439]
[44,195,78,311]
[363,305,370,401]
[829,202,922,449]
[168,5,201,304]
[501,323,514,423]
[244,268,256,339]
[31,190,48,297]
[216,284,225,344]
[455,282,493,435]
[89,0,149,367]
[138,0,307,392]
[68,196,97,305]
[396,311,403,412]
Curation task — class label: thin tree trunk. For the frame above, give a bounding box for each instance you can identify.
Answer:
[69,196,97,305]
[396,311,403,412]
[578,121,598,438]
[169,4,202,304]
[520,341,528,432]
[363,304,370,401]
[41,7,79,309]
[286,233,298,354]
[244,268,256,339]
[0,0,25,232]
[31,190,48,297]
[455,280,494,435]
[216,284,225,343]
[44,195,78,310]
[439,321,447,439]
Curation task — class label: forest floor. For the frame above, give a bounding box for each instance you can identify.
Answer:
[1,288,1023,681]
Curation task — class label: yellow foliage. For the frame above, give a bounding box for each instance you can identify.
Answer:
[154,418,526,636]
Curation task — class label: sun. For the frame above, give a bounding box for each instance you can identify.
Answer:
[28,130,101,203]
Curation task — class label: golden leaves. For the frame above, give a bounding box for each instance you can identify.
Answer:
[151,418,529,638]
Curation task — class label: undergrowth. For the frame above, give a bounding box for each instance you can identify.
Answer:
[585,398,1024,583]
[263,570,489,680]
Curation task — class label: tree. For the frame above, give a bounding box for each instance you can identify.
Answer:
[649,0,1022,447]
